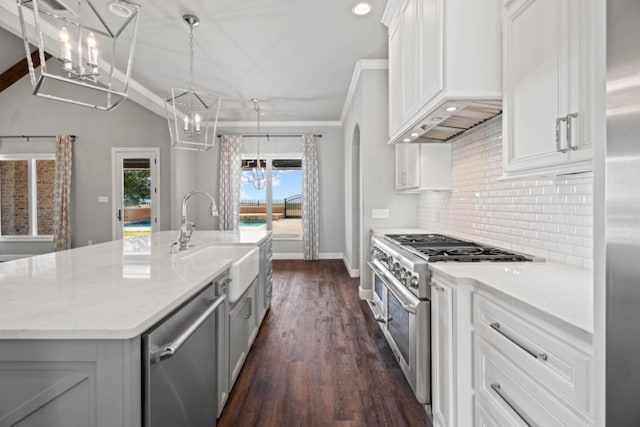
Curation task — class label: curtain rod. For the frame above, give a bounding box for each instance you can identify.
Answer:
[0,135,76,142]
[217,133,322,138]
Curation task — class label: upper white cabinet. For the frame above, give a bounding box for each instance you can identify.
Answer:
[383,0,502,144]
[395,143,452,192]
[502,0,593,178]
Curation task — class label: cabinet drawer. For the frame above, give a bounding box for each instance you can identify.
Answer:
[474,336,590,426]
[474,294,591,416]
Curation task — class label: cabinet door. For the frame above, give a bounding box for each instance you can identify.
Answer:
[503,0,592,177]
[395,144,420,191]
[229,294,251,385]
[388,19,403,136]
[400,0,418,119]
[432,282,454,427]
[418,0,444,106]
[503,0,567,174]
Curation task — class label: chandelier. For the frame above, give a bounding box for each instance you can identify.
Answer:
[16,0,141,110]
[243,99,267,190]
[166,14,221,152]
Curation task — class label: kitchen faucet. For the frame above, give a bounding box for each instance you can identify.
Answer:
[173,190,219,252]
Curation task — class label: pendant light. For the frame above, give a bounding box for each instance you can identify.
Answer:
[166,14,221,151]
[16,0,141,110]
[243,99,267,190]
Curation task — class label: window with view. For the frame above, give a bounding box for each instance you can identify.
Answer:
[240,157,302,237]
[0,155,55,239]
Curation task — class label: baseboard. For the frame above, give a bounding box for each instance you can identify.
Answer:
[272,252,344,260]
[342,256,360,278]
[359,287,373,301]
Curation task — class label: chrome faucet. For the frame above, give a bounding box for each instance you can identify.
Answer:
[174,190,219,252]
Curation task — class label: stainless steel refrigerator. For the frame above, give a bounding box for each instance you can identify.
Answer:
[606,0,640,424]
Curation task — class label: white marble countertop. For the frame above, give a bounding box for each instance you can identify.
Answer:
[429,261,593,340]
[0,230,269,340]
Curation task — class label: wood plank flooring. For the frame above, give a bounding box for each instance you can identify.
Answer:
[218,260,431,427]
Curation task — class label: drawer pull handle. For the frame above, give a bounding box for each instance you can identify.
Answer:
[490,383,538,427]
[490,322,548,361]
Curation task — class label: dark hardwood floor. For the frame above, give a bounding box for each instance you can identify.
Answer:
[218,260,431,427]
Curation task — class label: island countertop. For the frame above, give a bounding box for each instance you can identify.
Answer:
[0,230,269,340]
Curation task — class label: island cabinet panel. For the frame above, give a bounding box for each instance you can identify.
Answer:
[0,339,141,427]
[228,278,259,390]
[257,236,273,322]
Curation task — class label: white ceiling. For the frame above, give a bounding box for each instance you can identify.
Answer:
[0,0,389,122]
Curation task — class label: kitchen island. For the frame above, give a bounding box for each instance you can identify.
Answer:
[0,230,271,427]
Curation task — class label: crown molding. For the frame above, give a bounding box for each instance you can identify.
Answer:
[339,59,388,123]
[217,121,342,128]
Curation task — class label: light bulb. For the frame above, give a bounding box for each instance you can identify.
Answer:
[59,27,69,43]
[194,113,201,133]
[183,115,189,133]
[87,33,98,66]
[59,27,72,64]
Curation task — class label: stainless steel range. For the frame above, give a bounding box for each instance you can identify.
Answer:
[367,232,533,409]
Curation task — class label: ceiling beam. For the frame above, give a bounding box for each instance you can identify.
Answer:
[0,50,51,94]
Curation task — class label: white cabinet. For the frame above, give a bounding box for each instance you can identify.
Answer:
[395,143,452,192]
[383,0,501,144]
[431,281,454,427]
[502,0,593,178]
[473,292,594,425]
[430,274,474,427]
[228,278,259,388]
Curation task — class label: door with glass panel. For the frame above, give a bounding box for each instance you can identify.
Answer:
[112,149,160,240]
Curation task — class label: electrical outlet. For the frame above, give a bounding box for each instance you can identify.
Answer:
[98,196,109,203]
[371,209,389,219]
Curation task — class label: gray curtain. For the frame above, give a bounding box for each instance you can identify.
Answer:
[302,134,320,260]
[53,135,72,251]
[219,135,242,230]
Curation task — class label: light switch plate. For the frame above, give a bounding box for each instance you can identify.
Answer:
[371,209,389,219]
[98,196,109,203]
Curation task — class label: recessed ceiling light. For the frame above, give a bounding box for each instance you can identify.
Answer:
[403,138,411,142]
[432,117,443,121]
[411,132,419,137]
[445,106,458,112]
[352,2,372,16]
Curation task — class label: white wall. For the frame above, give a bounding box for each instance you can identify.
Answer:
[342,65,419,294]
[185,125,345,257]
[0,60,173,255]
[419,117,594,268]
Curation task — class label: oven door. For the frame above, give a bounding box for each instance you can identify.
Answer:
[368,260,431,405]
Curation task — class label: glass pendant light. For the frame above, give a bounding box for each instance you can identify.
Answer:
[16,0,141,110]
[166,14,221,151]
[244,99,267,190]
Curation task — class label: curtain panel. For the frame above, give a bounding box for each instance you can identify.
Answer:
[219,135,243,231]
[302,134,320,260]
[53,135,72,251]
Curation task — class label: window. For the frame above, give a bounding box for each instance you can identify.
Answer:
[240,155,302,238]
[0,154,55,240]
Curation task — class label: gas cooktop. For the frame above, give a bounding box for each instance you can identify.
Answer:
[385,233,533,262]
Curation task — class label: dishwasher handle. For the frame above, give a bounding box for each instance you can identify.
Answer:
[151,294,226,364]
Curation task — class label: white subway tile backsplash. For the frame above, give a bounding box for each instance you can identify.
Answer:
[418,118,593,267]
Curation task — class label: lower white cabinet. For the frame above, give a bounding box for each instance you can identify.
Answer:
[430,275,474,427]
[228,278,259,388]
[431,281,454,427]
[395,143,451,192]
[473,292,594,426]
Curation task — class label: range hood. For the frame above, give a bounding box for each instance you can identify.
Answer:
[400,99,502,144]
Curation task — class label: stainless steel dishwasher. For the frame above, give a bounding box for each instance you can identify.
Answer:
[143,275,228,427]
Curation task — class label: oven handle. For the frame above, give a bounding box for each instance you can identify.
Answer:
[367,260,419,315]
